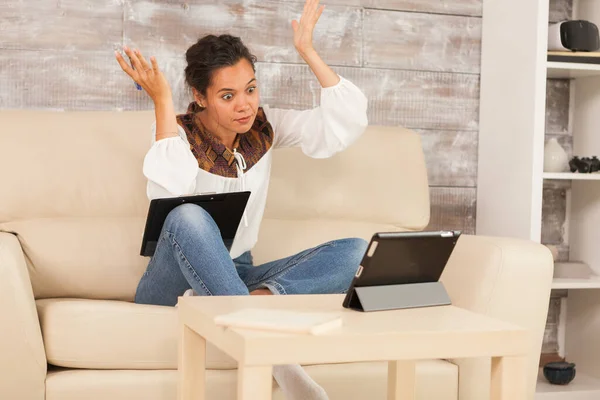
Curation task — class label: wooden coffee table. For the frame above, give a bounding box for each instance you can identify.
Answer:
[178,294,529,400]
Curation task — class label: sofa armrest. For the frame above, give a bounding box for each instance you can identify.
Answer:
[0,232,46,399]
[440,234,553,400]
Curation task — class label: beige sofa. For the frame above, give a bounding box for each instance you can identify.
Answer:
[0,110,553,400]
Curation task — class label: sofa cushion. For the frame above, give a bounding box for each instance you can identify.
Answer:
[0,110,154,223]
[264,126,430,228]
[6,218,148,301]
[46,360,458,400]
[36,298,237,370]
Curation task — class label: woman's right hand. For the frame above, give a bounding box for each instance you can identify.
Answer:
[115,46,172,104]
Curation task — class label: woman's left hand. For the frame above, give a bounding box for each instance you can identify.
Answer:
[292,0,325,56]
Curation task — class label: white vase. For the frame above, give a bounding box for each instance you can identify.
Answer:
[544,138,569,173]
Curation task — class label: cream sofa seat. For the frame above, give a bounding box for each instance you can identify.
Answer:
[38,297,458,400]
[0,110,553,400]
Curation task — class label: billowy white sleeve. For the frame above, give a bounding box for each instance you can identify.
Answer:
[264,74,368,158]
[142,121,198,200]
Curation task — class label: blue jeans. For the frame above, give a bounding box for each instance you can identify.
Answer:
[135,204,368,307]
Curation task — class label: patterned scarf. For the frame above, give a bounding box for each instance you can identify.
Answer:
[175,102,274,178]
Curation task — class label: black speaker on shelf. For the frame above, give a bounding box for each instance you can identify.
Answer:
[548,20,600,52]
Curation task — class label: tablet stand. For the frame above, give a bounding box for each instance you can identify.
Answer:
[350,281,451,312]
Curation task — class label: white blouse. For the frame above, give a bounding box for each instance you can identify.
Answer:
[142,74,369,259]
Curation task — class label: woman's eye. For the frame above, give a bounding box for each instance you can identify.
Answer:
[222,87,255,100]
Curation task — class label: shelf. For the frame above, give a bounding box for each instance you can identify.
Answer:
[547,61,600,79]
[536,369,600,399]
[552,278,600,289]
[552,262,600,289]
[543,172,600,180]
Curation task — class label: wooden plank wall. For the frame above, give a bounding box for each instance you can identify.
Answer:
[0,0,571,352]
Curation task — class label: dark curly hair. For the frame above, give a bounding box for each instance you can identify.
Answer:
[185,34,257,111]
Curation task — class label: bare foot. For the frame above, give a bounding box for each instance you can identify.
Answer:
[250,289,272,295]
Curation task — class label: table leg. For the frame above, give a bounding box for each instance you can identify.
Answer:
[491,356,527,400]
[237,365,273,400]
[387,360,416,400]
[178,323,206,400]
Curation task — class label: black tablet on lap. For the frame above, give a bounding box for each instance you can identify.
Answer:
[140,191,251,257]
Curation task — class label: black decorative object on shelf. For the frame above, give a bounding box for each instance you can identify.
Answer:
[569,156,600,173]
[548,20,600,52]
[543,362,576,385]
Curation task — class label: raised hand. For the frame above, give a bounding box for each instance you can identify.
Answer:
[291,0,325,56]
[115,46,172,104]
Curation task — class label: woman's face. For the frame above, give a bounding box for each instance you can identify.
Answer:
[194,58,260,134]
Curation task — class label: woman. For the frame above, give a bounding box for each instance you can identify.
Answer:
[115,0,368,398]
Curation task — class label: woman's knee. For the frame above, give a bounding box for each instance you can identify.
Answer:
[163,203,216,234]
[324,238,368,293]
[335,238,369,273]
[342,237,369,261]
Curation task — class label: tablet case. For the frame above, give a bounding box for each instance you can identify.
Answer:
[140,191,251,257]
[342,231,460,312]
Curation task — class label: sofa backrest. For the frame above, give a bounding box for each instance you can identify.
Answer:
[253,125,431,264]
[0,109,430,300]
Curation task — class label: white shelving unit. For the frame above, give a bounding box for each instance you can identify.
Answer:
[479,0,600,399]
